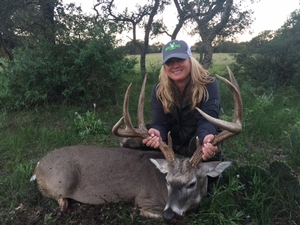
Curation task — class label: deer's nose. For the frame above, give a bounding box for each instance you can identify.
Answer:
[163,207,177,224]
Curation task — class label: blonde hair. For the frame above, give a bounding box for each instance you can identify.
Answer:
[156,56,214,113]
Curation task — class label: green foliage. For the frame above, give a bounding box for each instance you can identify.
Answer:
[213,41,246,53]
[3,162,36,205]
[186,163,300,225]
[233,10,300,89]
[286,121,300,166]
[124,40,164,55]
[243,92,278,140]
[0,2,139,110]
[73,104,109,139]
[194,174,246,225]
[0,35,137,110]
[0,59,8,99]
[290,122,300,150]
[221,79,300,167]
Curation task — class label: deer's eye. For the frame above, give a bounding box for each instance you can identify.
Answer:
[187,181,196,189]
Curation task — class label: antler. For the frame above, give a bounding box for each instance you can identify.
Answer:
[112,75,176,162]
[189,66,243,167]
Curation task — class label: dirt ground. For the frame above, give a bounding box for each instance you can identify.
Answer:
[4,200,168,225]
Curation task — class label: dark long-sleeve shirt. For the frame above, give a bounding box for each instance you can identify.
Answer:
[150,79,220,147]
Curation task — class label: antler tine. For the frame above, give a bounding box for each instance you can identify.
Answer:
[189,137,203,168]
[196,74,242,133]
[112,75,176,163]
[112,75,148,139]
[189,67,243,167]
[137,74,147,133]
[159,132,176,163]
[227,66,240,92]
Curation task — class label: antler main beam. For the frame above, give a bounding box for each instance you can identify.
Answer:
[112,76,148,138]
[189,66,243,167]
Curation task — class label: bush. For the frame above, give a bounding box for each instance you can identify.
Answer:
[73,103,109,139]
[0,36,137,110]
[233,10,300,89]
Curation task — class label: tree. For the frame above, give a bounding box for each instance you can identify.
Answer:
[247,30,276,53]
[176,0,254,69]
[148,41,164,53]
[0,0,59,59]
[125,40,142,55]
[124,40,163,54]
[151,0,193,40]
[0,2,137,109]
[234,10,300,88]
[0,0,23,59]
[94,0,170,75]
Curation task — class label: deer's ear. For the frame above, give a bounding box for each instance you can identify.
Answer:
[205,161,232,177]
[150,158,169,174]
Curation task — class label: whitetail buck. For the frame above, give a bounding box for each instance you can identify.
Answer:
[31,66,242,224]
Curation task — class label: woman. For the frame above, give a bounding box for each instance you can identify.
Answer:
[142,40,221,161]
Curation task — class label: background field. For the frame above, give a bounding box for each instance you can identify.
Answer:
[130,53,235,76]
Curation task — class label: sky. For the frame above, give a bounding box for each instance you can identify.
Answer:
[63,0,300,46]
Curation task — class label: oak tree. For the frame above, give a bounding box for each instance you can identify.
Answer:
[94,0,170,75]
[173,0,254,69]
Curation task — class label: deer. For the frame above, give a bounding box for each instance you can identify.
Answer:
[30,66,242,224]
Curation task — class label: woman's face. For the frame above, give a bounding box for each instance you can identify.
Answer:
[164,57,191,83]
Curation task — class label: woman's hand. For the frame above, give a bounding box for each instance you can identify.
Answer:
[201,134,218,161]
[142,128,161,149]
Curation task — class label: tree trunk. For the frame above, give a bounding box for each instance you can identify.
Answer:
[171,20,184,40]
[139,0,160,76]
[39,0,56,44]
[0,34,13,60]
[140,47,147,76]
[199,39,213,69]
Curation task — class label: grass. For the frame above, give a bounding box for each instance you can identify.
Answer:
[1,53,300,224]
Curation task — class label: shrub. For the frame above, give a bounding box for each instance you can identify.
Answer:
[0,36,137,110]
[233,10,300,89]
[73,103,109,139]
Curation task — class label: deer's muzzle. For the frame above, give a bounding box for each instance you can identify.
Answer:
[163,207,182,224]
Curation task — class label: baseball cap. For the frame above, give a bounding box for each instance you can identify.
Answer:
[162,40,192,64]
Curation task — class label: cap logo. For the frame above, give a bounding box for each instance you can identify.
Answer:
[165,42,181,51]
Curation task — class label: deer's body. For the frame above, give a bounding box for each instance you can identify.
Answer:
[32,145,231,219]
[33,146,168,217]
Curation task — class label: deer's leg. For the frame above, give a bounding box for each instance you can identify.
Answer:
[134,205,162,219]
[139,209,162,218]
[134,195,164,219]
[58,197,69,212]
[120,137,145,149]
